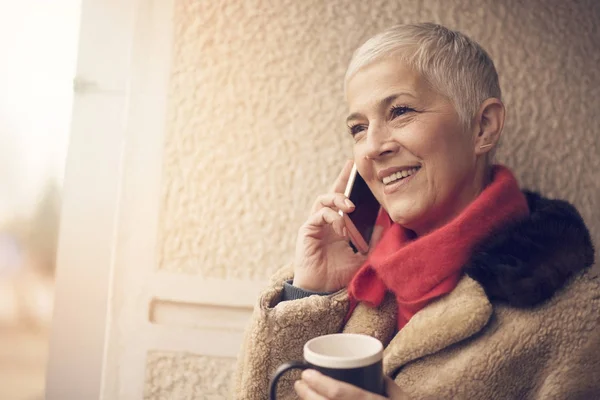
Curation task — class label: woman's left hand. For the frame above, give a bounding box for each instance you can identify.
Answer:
[294,369,409,399]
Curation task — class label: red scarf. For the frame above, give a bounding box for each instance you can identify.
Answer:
[347,165,529,330]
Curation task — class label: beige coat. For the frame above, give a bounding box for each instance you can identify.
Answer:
[233,193,600,399]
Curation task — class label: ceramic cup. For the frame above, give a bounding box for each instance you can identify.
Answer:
[269,333,385,399]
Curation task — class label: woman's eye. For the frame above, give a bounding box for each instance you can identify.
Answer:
[390,106,413,119]
[348,124,366,136]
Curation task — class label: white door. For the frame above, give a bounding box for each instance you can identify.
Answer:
[45,0,267,398]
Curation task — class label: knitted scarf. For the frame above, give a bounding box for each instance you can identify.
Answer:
[347,165,530,330]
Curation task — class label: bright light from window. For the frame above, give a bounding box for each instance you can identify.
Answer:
[0,0,81,224]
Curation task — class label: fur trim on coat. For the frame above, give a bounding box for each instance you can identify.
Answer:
[466,191,595,307]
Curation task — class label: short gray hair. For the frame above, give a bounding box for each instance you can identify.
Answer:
[345,23,501,128]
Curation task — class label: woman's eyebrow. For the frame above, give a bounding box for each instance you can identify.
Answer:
[345,112,364,125]
[346,92,417,124]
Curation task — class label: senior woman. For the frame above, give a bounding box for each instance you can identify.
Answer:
[233,23,599,399]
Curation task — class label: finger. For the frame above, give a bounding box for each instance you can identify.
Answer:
[301,369,382,399]
[328,159,354,194]
[311,193,355,214]
[384,376,409,399]
[305,208,347,238]
[294,379,329,400]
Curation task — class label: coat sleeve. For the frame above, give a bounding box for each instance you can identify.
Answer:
[232,266,350,400]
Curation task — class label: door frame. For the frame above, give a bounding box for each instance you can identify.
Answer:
[46,1,265,398]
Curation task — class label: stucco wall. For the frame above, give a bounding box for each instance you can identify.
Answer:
[144,352,233,399]
[150,0,599,397]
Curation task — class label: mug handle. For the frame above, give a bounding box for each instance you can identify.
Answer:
[269,361,310,400]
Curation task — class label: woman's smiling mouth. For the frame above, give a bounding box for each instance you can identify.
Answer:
[380,166,421,195]
[382,167,420,184]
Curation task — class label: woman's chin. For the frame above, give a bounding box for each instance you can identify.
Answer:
[387,208,420,228]
[387,201,434,232]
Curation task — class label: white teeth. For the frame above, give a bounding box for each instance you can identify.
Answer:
[382,167,419,184]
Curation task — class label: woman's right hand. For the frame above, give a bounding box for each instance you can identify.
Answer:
[292,160,382,293]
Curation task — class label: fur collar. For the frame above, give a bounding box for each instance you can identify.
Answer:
[465,191,595,307]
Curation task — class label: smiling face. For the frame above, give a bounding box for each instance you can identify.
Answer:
[346,58,490,236]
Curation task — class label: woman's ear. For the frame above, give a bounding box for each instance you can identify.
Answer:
[473,98,505,155]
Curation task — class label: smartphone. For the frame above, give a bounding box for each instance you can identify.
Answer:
[339,163,381,254]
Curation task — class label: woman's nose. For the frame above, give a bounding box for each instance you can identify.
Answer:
[364,123,398,159]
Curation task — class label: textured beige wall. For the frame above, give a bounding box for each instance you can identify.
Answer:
[152,0,599,397]
[144,352,234,399]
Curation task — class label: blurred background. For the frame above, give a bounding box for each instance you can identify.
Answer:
[0,1,80,399]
